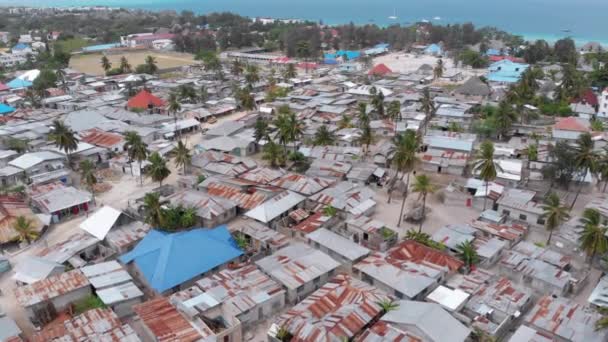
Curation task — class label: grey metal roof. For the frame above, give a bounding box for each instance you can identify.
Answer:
[256,243,340,290]
[306,228,370,261]
[0,316,21,341]
[382,301,471,342]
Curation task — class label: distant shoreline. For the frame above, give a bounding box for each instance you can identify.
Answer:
[1,3,606,47]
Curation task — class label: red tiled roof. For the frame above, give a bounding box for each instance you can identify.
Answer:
[368,63,392,76]
[388,240,464,272]
[134,298,204,342]
[127,89,165,109]
[553,117,591,132]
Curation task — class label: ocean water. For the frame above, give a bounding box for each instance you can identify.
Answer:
[2,0,607,45]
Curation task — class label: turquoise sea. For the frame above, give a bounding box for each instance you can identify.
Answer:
[2,0,607,45]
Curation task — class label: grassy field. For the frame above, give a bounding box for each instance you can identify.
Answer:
[69,51,196,76]
[54,38,91,52]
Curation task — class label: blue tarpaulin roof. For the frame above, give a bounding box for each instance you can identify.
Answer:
[7,78,32,89]
[0,104,15,115]
[119,226,243,293]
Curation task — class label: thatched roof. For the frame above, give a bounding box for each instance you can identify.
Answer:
[455,77,491,97]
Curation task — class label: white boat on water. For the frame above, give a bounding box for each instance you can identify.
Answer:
[388,8,398,20]
[433,16,441,20]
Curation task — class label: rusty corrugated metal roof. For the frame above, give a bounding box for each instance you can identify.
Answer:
[14,269,90,307]
[275,274,389,341]
[134,297,205,342]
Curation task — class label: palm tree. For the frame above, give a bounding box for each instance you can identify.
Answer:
[377,299,399,313]
[49,120,78,168]
[56,69,67,90]
[494,101,517,140]
[474,141,500,210]
[357,102,370,128]
[420,88,435,135]
[274,111,291,158]
[540,192,570,245]
[579,208,608,265]
[199,85,209,103]
[262,140,285,167]
[596,308,608,331]
[6,138,28,153]
[358,124,374,158]
[598,154,608,193]
[254,118,270,143]
[296,41,311,72]
[233,232,250,250]
[338,114,353,129]
[123,131,142,176]
[313,125,336,146]
[13,216,38,244]
[322,206,337,217]
[527,144,538,161]
[387,100,401,122]
[372,89,385,117]
[147,152,171,187]
[433,58,444,80]
[142,192,166,227]
[392,131,420,226]
[230,59,244,78]
[101,55,112,74]
[119,56,131,73]
[283,63,297,81]
[456,240,479,271]
[471,327,497,342]
[174,141,191,174]
[412,174,436,232]
[177,85,197,103]
[79,160,97,204]
[571,132,598,210]
[168,93,182,139]
[405,229,433,244]
[244,64,260,87]
[284,111,304,152]
[144,55,158,74]
[235,86,254,110]
[131,139,149,185]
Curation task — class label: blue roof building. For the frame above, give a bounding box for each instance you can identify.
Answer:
[324,50,361,61]
[364,43,390,56]
[485,48,501,56]
[487,60,530,83]
[424,44,443,56]
[12,43,30,52]
[119,226,243,293]
[0,104,15,115]
[7,78,33,89]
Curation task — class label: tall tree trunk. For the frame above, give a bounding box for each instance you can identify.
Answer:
[418,193,427,233]
[546,229,553,246]
[483,180,489,211]
[397,172,411,227]
[570,181,584,211]
[139,161,143,186]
